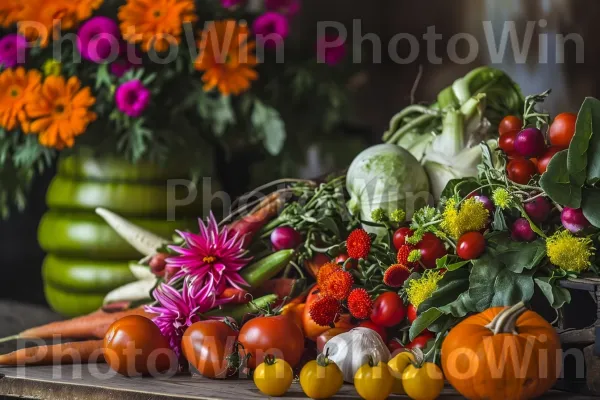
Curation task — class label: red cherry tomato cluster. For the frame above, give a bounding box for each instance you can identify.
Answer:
[498,113,576,182]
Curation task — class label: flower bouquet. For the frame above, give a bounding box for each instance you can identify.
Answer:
[0,0,353,217]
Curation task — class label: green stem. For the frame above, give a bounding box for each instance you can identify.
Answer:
[0,334,18,344]
[387,114,438,144]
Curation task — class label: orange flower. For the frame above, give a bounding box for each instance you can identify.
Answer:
[17,0,103,47]
[0,67,41,131]
[0,0,25,27]
[195,20,258,96]
[118,0,196,53]
[26,75,96,149]
[321,269,353,300]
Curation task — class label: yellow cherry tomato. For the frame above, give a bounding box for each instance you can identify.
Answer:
[388,351,415,394]
[401,362,444,400]
[354,360,394,400]
[253,355,294,397]
[300,357,344,399]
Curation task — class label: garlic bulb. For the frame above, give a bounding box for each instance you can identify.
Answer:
[322,327,391,383]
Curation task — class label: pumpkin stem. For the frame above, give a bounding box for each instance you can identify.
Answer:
[485,302,528,335]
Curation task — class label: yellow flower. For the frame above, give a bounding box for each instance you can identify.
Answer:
[390,209,406,223]
[546,230,595,273]
[440,198,489,239]
[42,59,62,76]
[406,270,443,309]
[492,188,512,210]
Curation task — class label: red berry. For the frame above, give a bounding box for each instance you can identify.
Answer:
[457,231,486,260]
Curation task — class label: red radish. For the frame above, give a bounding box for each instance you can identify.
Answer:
[561,207,591,234]
[511,218,537,242]
[470,195,495,215]
[270,226,302,250]
[416,233,447,269]
[457,232,486,260]
[524,197,552,224]
[514,128,546,158]
[387,338,405,355]
[406,331,435,350]
[149,253,168,277]
[393,227,413,250]
[499,131,518,155]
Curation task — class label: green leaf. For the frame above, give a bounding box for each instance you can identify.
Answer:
[469,254,535,311]
[568,97,600,186]
[409,308,442,341]
[492,208,509,231]
[446,260,471,271]
[582,187,600,228]
[440,178,479,200]
[197,93,235,137]
[498,239,547,274]
[251,100,286,155]
[535,277,571,309]
[539,150,582,208]
[418,268,473,318]
[94,64,112,90]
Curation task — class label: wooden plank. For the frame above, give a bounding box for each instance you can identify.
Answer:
[0,365,596,400]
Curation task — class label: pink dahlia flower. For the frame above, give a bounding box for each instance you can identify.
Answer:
[115,80,151,117]
[317,34,347,66]
[0,34,27,68]
[265,0,300,16]
[167,213,251,296]
[221,0,244,8]
[253,12,289,49]
[145,279,225,355]
[77,16,121,63]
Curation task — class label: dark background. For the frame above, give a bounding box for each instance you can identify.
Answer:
[2,0,600,306]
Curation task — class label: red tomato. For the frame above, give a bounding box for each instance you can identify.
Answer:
[549,112,576,149]
[537,146,561,175]
[334,253,357,269]
[498,116,523,136]
[507,158,537,184]
[416,233,447,269]
[387,338,405,355]
[359,320,387,343]
[499,130,518,155]
[393,227,414,250]
[238,314,305,369]
[406,331,435,350]
[316,327,350,353]
[371,292,406,328]
[457,231,486,260]
[407,304,418,324]
[104,315,176,377]
[182,320,238,379]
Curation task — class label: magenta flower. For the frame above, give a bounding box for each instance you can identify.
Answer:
[265,0,300,16]
[110,59,135,77]
[317,35,347,66]
[145,279,222,355]
[77,16,121,63]
[115,80,151,117]
[167,212,251,296]
[253,12,289,49]
[221,0,244,8]
[0,34,27,68]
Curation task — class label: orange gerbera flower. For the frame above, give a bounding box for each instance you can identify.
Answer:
[26,76,96,149]
[195,20,258,96]
[118,0,197,53]
[17,0,103,47]
[0,0,25,27]
[0,68,41,131]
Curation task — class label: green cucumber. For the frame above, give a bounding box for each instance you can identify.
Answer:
[240,250,295,289]
[205,294,278,324]
[42,255,135,293]
[44,283,106,317]
[38,211,192,259]
[46,176,205,217]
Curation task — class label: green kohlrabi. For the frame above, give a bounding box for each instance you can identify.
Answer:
[346,144,430,235]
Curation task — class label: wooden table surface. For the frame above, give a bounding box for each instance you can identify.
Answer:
[0,365,595,400]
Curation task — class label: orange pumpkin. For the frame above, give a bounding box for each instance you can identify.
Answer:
[302,285,354,340]
[441,302,562,400]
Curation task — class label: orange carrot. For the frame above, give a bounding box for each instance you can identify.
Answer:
[229,192,284,246]
[0,340,104,366]
[5,307,153,342]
